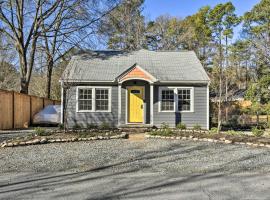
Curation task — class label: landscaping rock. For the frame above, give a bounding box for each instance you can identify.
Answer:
[40,138,47,144]
[25,141,33,145]
[224,140,232,144]
[32,139,40,144]
[1,143,7,148]
[7,143,14,147]
[19,141,26,146]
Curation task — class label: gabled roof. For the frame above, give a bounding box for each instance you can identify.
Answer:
[118,64,157,83]
[62,49,210,83]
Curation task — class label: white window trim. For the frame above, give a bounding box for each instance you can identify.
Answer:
[158,87,194,113]
[158,87,175,112]
[76,86,112,113]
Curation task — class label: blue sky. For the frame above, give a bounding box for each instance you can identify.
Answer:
[143,0,260,41]
[143,0,260,20]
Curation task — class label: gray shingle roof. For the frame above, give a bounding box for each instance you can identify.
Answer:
[62,49,210,82]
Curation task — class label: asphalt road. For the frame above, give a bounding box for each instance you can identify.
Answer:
[0,139,269,199]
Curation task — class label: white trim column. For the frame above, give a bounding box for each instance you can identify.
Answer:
[118,83,122,126]
[150,83,154,125]
[60,81,64,124]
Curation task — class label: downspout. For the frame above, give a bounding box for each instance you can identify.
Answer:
[207,82,210,130]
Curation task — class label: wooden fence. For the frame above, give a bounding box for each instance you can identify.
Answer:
[0,89,61,130]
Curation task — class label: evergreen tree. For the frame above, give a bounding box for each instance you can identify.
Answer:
[100,0,145,50]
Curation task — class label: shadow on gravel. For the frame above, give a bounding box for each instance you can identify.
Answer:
[0,141,270,199]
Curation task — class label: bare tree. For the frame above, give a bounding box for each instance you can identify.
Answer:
[40,0,120,98]
[0,0,65,94]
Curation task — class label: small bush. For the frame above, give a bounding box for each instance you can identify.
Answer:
[193,124,201,131]
[100,122,111,130]
[150,122,173,136]
[251,127,264,137]
[87,123,98,129]
[226,130,239,136]
[73,124,82,130]
[161,122,170,129]
[209,127,218,134]
[151,128,173,136]
[176,122,186,130]
[58,123,64,130]
[34,127,47,136]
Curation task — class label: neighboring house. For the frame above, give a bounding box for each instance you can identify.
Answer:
[60,49,210,129]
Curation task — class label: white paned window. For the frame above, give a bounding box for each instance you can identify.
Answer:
[78,88,93,111]
[77,87,111,112]
[159,87,194,112]
[177,89,191,111]
[160,89,174,111]
[95,89,109,111]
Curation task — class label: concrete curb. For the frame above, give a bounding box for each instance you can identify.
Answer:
[0,133,128,148]
[145,134,270,149]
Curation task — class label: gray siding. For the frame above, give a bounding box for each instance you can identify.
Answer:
[64,82,208,129]
[153,85,208,129]
[65,85,118,128]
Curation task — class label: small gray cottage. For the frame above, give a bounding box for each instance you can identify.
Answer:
[60,49,210,129]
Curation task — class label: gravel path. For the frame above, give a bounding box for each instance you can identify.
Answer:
[0,139,270,199]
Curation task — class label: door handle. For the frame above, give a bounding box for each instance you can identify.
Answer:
[141,105,143,109]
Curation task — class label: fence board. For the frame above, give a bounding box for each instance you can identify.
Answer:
[14,93,31,129]
[31,96,44,122]
[0,90,13,129]
[53,100,61,105]
[44,99,54,107]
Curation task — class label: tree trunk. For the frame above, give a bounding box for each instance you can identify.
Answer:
[217,69,223,132]
[217,32,223,133]
[46,59,54,99]
[20,77,29,94]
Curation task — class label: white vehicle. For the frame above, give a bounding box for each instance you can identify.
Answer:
[33,105,61,125]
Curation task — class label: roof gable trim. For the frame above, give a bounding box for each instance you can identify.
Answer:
[117,64,157,83]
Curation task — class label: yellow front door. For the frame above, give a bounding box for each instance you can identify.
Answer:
[128,87,144,123]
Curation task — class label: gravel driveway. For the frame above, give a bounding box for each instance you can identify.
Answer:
[0,139,270,199]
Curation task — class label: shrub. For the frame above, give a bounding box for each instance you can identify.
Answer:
[58,123,64,130]
[150,122,173,136]
[176,122,186,130]
[87,123,98,129]
[100,122,111,130]
[34,127,47,136]
[161,122,170,129]
[226,130,239,136]
[193,124,201,131]
[72,123,81,130]
[251,127,264,137]
[209,127,218,134]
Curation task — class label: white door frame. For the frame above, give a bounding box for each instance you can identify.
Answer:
[125,86,145,124]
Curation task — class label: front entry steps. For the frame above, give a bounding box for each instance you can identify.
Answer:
[119,124,153,133]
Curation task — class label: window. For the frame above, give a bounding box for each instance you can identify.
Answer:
[77,87,111,112]
[78,88,93,111]
[160,89,174,111]
[178,89,191,111]
[131,90,141,94]
[95,89,109,111]
[159,87,193,112]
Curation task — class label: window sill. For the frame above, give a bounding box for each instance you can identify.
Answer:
[77,110,111,113]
